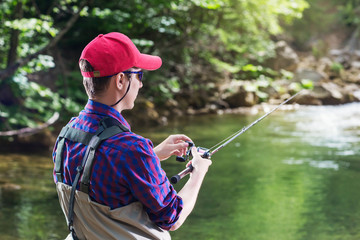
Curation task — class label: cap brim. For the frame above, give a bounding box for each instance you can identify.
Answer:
[135,53,162,71]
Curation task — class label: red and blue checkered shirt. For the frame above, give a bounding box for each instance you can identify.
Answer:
[52,100,183,230]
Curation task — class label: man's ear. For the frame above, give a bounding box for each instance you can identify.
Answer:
[114,73,125,90]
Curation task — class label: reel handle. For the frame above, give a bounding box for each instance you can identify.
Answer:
[175,141,194,162]
[175,156,186,162]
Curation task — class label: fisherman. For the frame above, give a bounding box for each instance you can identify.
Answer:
[52,32,212,240]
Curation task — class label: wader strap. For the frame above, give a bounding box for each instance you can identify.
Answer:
[54,126,96,183]
[69,166,82,240]
[101,117,129,132]
[55,126,69,182]
[65,117,129,238]
[80,125,128,193]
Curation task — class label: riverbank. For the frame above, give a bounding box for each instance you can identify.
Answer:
[127,42,360,126]
[1,42,359,152]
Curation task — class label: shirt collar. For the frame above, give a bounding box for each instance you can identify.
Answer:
[84,99,131,131]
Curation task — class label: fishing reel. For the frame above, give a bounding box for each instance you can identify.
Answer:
[175,141,211,162]
[171,141,211,184]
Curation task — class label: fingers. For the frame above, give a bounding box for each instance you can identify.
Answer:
[170,140,190,156]
[163,134,193,158]
[191,147,200,158]
[172,150,181,157]
[170,134,192,144]
[190,147,212,172]
[186,160,192,167]
[174,141,189,150]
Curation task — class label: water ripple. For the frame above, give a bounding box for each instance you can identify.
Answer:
[283,158,350,171]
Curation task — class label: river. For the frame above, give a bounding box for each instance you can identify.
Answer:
[1,103,360,240]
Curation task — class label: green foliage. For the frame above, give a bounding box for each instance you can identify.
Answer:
[330,62,344,73]
[55,71,87,116]
[281,69,295,80]
[301,79,314,89]
[169,0,308,100]
[284,0,337,50]
[23,55,55,73]
[285,0,360,50]
[0,0,87,131]
[4,17,58,37]
[239,64,278,79]
[1,74,61,129]
[338,0,360,27]
[1,0,310,131]
[288,79,313,92]
[289,82,303,92]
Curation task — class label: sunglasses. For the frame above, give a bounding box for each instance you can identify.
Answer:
[123,71,143,81]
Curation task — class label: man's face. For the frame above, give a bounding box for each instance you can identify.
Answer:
[122,68,143,110]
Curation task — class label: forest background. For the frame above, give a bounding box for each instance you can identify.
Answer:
[0,0,359,150]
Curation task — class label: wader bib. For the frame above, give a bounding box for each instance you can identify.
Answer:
[54,117,171,240]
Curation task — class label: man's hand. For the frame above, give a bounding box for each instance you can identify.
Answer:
[169,146,212,231]
[189,147,212,175]
[154,134,192,161]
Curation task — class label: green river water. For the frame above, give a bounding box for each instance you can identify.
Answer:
[1,103,360,240]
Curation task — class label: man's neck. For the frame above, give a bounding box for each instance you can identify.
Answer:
[90,97,124,113]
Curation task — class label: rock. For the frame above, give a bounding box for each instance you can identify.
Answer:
[329,48,359,69]
[12,129,57,151]
[317,57,333,75]
[1,182,21,190]
[329,49,344,56]
[186,108,196,115]
[342,68,360,83]
[210,99,229,109]
[293,69,326,83]
[124,98,162,126]
[343,84,360,102]
[321,82,344,102]
[351,61,360,69]
[265,41,299,71]
[162,98,182,117]
[292,91,322,105]
[354,50,360,60]
[258,85,279,98]
[297,55,317,70]
[300,82,350,105]
[223,86,258,107]
[353,90,360,101]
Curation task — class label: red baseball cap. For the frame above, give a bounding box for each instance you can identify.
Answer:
[79,32,162,78]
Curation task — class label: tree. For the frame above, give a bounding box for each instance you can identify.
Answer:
[0,0,309,135]
[0,0,89,134]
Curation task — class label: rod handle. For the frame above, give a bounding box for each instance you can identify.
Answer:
[170,164,193,184]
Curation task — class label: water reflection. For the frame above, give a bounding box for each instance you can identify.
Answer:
[0,153,66,240]
[0,103,360,240]
[283,158,351,171]
[290,103,360,150]
[169,103,360,240]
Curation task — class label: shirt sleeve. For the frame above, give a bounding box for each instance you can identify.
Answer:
[122,136,183,230]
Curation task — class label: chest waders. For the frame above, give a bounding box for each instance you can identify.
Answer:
[55,117,129,239]
[55,117,171,240]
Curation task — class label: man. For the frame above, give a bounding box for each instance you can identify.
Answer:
[52,32,212,240]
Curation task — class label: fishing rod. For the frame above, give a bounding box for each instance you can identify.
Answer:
[170,90,303,184]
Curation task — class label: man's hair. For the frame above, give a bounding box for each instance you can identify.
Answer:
[80,59,113,98]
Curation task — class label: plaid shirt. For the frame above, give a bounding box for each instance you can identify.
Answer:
[52,100,183,230]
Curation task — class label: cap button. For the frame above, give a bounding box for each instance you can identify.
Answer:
[98,34,104,38]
